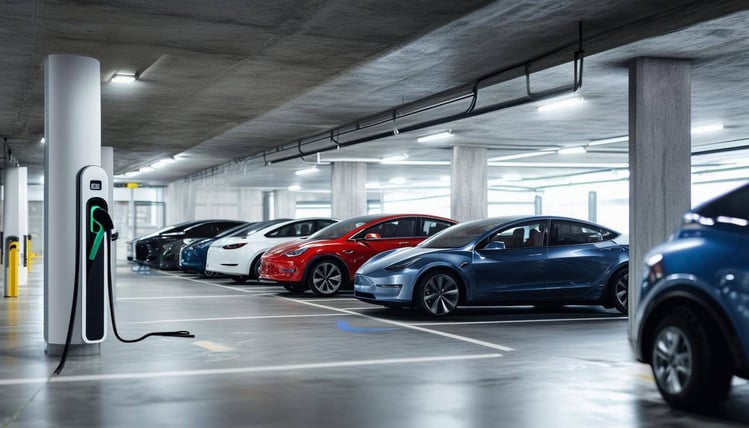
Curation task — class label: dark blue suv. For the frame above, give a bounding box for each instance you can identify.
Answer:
[633,183,749,410]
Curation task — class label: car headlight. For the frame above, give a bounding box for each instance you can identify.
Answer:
[285,247,308,257]
[384,257,420,272]
[222,242,247,250]
[644,253,664,285]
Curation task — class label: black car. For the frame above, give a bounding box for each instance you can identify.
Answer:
[157,220,247,270]
[133,220,243,269]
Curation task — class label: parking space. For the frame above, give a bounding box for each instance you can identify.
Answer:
[1,261,749,427]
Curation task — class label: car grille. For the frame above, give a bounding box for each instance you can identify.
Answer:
[354,291,376,299]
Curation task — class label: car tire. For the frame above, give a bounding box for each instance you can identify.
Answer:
[650,306,732,410]
[307,260,346,296]
[609,268,628,314]
[283,283,306,294]
[250,256,263,280]
[416,270,460,316]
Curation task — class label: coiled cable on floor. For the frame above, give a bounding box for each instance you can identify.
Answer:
[54,209,194,375]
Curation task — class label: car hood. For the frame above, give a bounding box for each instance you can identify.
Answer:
[358,246,446,274]
[265,238,339,256]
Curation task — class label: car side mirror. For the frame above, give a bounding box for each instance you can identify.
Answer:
[364,232,381,240]
[483,241,505,250]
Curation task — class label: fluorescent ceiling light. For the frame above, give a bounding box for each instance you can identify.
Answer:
[440,175,450,182]
[489,151,555,162]
[288,184,301,191]
[502,174,522,181]
[125,171,140,177]
[151,157,176,169]
[381,154,409,163]
[537,95,584,112]
[489,161,628,168]
[295,167,319,176]
[40,137,45,144]
[111,72,136,84]
[139,166,155,173]
[389,177,407,185]
[691,121,724,135]
[557,146,587,155]
[589,135,628,146]
[417,130,453,143]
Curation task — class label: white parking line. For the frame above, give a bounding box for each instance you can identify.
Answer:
[410,316,628,326]
[0,353,502,386]
[118,295,252,300]
[157,271,281,293]
[277,296,515,352]
[129,313,351,324]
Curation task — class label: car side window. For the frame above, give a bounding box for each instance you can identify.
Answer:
[549,220,609,246]
[421,219,453,237]
[267,221,318,238]
[314,220,336,232]
[483,221,546,249]
[362,218,417,239]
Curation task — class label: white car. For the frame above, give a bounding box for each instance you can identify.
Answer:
[205,217,337,282]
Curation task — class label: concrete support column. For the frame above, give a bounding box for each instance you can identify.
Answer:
[238,189,264,221]
[274,190,296,219]
[331,162,366,219]
[534,195,543,215]
[588,191,597,223]
[628,58,691,332]
[44,54,102,356]
[450,146,487,221]
[3,166,28,292]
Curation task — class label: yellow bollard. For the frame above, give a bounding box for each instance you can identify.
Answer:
[26,236,32,271]
[7,240,19,298]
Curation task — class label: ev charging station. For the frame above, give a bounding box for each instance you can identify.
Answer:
[77,166,110,344]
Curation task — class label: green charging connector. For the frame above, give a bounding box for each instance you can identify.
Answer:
[88,205,106,261]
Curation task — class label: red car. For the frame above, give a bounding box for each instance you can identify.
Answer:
[260,214,457,296]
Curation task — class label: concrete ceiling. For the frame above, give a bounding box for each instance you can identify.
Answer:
[1,1,748,193]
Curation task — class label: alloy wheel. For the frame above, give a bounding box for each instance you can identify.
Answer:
[421,273,459,316]
[310,262,342,295]
[653,325,693,395]
[615,271,629,310]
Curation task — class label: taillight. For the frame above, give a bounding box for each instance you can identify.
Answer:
[223,243,247,250]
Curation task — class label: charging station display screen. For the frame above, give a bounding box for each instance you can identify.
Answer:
[85,197,107,342]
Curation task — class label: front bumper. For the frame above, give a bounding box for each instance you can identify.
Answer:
[260,258,304,282]
[353,272,414,304]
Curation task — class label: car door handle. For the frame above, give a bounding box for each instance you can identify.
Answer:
[529,253,543,256]
[398,241,410,245]
[342,250,354,254]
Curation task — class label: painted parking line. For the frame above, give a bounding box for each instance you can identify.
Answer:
[277,296,515,352]
[0,353,502,386]
[410,316,628,326]
[157,271,282,293]
[118,295,253,301]
[129,313,351,324]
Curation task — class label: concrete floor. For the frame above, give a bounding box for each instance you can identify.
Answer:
[1,260,748,428]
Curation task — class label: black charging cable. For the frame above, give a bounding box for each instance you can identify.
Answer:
[54,208,194,375]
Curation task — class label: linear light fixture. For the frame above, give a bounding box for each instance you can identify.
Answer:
[288,184,301,191]
[40,137,45,144]
[139,166,155,173]
[151,157,176,169]
[557,146,587,155]
[295,166,319,176]
[588,135,628,146]
[537,95,585,112]
[381,154,409,163]
[124,171,139,177]
[111,72,137,84]
[691,121,724,135]
[488,150,555,162]
[417,130,453,143]
[388,177,407,185]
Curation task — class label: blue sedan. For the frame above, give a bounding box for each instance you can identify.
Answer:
[354,216,629,316]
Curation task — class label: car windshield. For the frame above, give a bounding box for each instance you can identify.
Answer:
[420,219,503,248]
[240,219,291,237]
[308,215,381,240]
[692,183,749,225]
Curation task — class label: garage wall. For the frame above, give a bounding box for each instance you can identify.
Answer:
[166,178,263,224]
